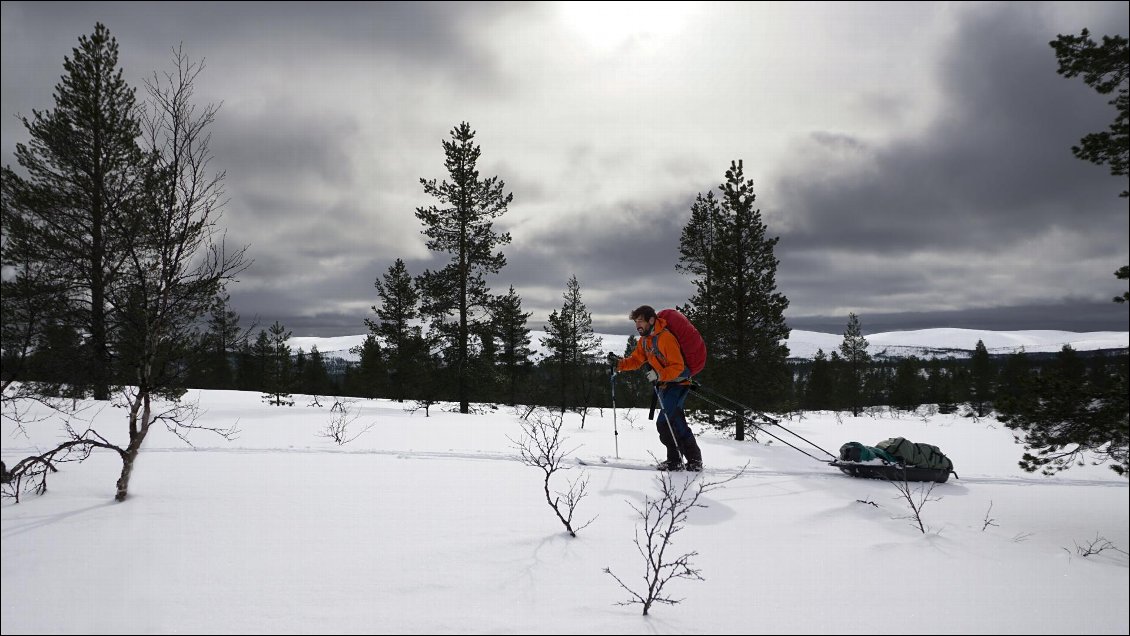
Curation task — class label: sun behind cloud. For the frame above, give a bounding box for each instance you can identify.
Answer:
[557,0,696,50]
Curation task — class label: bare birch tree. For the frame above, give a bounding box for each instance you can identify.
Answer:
[605,466,746,615]
[4,46,249,502]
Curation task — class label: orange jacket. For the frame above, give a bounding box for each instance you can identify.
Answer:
[616,317,689,383]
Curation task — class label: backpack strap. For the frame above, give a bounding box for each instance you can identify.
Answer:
[644,333,690,382]
[645,334,667,365]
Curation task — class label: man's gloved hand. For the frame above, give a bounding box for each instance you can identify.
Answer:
[607,352,619,368]
[645,368,659,383]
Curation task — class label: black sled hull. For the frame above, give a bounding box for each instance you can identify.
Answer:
[831,460,951,483]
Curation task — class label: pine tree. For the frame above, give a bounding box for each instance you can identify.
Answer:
[302,345,332,397]
[999,346,1128,476]
[1,23,148,400]
[0,253,77,395]
[679,160,790,440]
[1051,29,1128,198]
[995,349,1032,413]
[28,322,89,398]
[199,292,244,389]
[891,356,923,412]
[293,348,308,389]
[969,340,995,416]
[926,358,957,414]
[5,39,248,500]
[839,313,871,416]
[494,286,533,406]
[415,122,513,414]
[237,337,262,392]
[804,349,835,411]
[365,258,421,401]
[540,276,602,423]
[1051,29,1129,302]
[865,362,891,409]
[829,351,849,412]
[469,321,502,404]
[677,191,724,349]
[347,335,385,399]
[542,309,571,414]
[950,364,972,405]
[262,321,294,406]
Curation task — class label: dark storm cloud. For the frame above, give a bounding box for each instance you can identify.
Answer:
[212,112,361,194]
[1,1,514,154]
[770,2,1128,328]
[0,1,511,75]
[499,198,697,333]
[777,4,1126,254]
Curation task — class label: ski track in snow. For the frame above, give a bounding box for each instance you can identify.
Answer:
[5,444,1123,488]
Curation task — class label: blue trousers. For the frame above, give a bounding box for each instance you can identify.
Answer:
[655,383,702,464]
[656,383,693,439]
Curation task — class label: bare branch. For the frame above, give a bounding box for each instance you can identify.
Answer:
[888,473,942,534]
[2,428,125,502]
[606,464,748,614]
[510,408,593,537]
[317,399,374,445]
[1072,534,1128,558]
[982,500,999,531]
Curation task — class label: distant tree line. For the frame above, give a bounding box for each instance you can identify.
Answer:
[788,323,1126,421]
[90,304,1126,447]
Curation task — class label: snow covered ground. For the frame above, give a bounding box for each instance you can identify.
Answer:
[2,389,1127,634]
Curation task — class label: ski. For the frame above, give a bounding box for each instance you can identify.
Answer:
[575,456,658,471]
[575,456,747,476]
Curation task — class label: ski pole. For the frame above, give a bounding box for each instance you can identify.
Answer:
[610,368,620,459]
[653,383,684,464]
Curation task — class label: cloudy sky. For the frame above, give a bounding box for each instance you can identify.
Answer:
[3,1,1128,337]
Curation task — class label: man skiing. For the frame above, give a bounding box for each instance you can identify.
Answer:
[609,305,704,471]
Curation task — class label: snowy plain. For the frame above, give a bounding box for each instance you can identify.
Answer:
[2,328,1128,635]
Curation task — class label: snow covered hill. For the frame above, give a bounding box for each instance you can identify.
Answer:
[290,328,1129,363]
[785,328,1129,360]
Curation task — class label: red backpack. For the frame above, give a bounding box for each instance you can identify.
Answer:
[657,308,707,376]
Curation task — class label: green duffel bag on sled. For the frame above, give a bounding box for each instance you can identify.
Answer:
[876,437,954,472]
[833,439,956,483]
